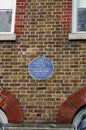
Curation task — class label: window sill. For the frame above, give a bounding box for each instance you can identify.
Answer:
[69,33,86,40]
[0,34,16,41]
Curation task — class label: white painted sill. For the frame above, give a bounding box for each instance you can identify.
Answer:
[0,34,16,41]
[69,33,86,40]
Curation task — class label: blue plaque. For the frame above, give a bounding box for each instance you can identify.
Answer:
[28,56,54,80]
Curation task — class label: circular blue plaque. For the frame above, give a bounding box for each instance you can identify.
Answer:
[28,56,54,80]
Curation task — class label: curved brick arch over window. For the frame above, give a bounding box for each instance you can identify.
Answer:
[56,88,86,124]
[0,88,24,123]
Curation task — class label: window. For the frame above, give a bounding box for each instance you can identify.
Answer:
[72,0,86,33]
[0,0,16,41]
[72,108,86,130]
[69,0,86,40]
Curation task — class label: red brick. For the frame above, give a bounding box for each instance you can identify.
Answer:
[56,88,86,124]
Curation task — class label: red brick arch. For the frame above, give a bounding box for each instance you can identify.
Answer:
[56,88,86,124]
[0,88,24,123]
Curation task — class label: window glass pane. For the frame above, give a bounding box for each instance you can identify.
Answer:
[0,10,12,32]
[77,8,86,31]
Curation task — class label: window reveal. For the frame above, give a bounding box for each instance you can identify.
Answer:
[0,0,16,34]
[72,0,86,33]
[69,0,86,39]
[77,0,86,31]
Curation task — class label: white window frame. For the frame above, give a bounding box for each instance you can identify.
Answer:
[0,109,8,124]
[0,0,16,41]
[69,0,86,40]
[72,0,78,33]
[11,0,16,34]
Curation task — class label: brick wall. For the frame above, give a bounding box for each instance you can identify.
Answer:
[0,0,86,124]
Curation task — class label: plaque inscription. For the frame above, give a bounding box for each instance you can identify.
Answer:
[28,56,54,80]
